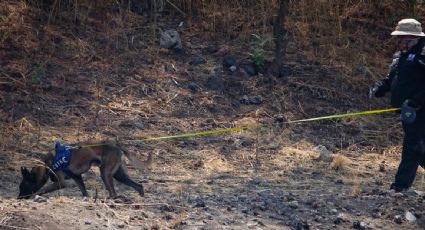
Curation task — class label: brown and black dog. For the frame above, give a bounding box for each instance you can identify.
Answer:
[18,141,152,199]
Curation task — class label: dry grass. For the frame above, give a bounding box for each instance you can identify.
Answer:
[330,154,351,172]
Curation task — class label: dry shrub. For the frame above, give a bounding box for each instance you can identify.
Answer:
[330,154,350,172]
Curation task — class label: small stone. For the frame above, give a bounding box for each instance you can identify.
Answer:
[372,212,382,218]
[188,82,200,92]
[295,220,310,230]
[240,95,250,105]
[240,95,263,105]
[289,201,299,209]
[275,115,285,123]
[117,224,125,228]
[313,145,330,155]
[85,221,92,225]
[249,96,263,105]
[330,209,338,214]
[379,163,386,172]
[257,189,272,198]
[334,217,343,225]
[394,215,403,224]
[189,56,206,65]
[335,179,344,185]
[223,54,237,68]
[241,64,258,76]
[229,66,237,72]
[159,29,182,50]
[353,221,366,230]
[193,200,206,208]
[405,211,416,222]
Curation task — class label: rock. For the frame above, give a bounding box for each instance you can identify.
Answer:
[240,95,250,105]
[229,65,237,72]
[405,211,417,223]
[334,217,343,225]
[249,96,263,105]
[223,54,237,68]
[240,95,263,105]
[206,75,225,91]
[379,163,386,172]
[313,145,330,155]
[189,55,206,65]
[315,145,333,162]
[353,221,366,230]
[295,220,310,230]
[33,195,47,203]
[335,179,344,185]
[372,211,382,218]
[193,200,206,208]
[241,139,253,147]
[289,201,299,209]
[159,204,176,212]
[330,208,338,214]
[188,82,200,92]
[241,63,258,76]
[274,115,286,123]
[257,189,272,198]
[85,221,92,225]
[394,215,403,224]
[210,67,224,77]
[159,30,182,50]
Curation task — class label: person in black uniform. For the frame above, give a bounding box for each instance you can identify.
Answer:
[370,18,425,192]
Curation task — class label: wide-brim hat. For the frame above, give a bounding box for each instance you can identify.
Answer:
[391,18,425,37]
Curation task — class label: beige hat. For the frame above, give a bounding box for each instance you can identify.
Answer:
[391,18,425,36]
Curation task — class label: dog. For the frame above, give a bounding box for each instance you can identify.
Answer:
[18,140,152,199]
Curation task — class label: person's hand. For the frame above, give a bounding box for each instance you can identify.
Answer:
[369,82,386,99]
[404,98,421,110]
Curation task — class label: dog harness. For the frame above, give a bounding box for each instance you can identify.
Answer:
[52,141,73,174]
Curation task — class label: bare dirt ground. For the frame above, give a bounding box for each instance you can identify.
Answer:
[1,1,425,230]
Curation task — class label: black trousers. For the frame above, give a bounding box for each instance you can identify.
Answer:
[394,112,425,189]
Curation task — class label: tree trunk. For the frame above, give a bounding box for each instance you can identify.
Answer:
[268,0,289,77]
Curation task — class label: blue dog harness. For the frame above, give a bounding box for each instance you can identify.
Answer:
[52,141,73,174]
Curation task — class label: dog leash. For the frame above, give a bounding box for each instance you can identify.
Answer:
[117,107,399,143]
[78,108,399,147]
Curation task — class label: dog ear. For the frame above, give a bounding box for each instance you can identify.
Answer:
[21,167,30,178]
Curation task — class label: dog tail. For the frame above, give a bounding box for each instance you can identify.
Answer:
[118,144,153,170]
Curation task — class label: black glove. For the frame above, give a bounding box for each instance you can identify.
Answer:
[369,82,387,99]
[404,98,421,110]
[401,99,419,124]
